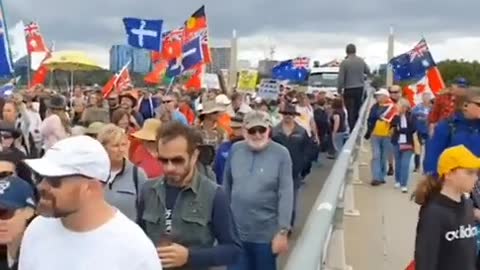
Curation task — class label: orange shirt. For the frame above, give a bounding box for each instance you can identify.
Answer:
[179,104,196,125]
[217,113,232,136]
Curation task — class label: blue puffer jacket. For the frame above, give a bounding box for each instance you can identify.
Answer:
[423,112,480,176]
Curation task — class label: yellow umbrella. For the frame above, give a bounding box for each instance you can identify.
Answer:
[43,50,102,71]
[42,50,103,103]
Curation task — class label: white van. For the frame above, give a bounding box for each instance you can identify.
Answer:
[307,66,339,94]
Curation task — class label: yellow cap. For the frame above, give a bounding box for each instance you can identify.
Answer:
[437,145,480,177]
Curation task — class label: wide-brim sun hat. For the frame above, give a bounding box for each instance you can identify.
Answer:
[131,119,162,141]
[200,101,226,115]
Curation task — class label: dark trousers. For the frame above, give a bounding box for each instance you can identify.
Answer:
[343,87,365,131]
[228,242,276,270]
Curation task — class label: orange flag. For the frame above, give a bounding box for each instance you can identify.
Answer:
[144,59,168,85]
[426,67,445,95]
[102,74,118,98]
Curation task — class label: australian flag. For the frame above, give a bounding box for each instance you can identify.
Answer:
[272,57,310,82]
[389,39,436,82]
[123,18,163,51]
[166,37,203,78]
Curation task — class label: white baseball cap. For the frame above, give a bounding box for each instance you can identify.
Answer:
[24,136,111,183]
[374,88,390,97]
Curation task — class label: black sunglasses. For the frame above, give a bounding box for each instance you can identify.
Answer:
[0,171,13,179]
[247,126,267,135]
[41,174,90,188]
[157,156,187,167]
[162,100,174,104]
[0,208,15,220]
[389,91,400,94]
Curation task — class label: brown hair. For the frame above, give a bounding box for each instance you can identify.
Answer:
[111,109,129,125]
[413,175,442,205]
[331,97,344,110]
[156,122,200,155]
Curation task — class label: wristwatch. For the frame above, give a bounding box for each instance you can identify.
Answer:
[279,229,289,236]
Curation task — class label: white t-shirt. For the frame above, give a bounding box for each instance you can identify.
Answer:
[19,210,162,270]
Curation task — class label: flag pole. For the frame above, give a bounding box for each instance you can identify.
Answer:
[386,25,394,87]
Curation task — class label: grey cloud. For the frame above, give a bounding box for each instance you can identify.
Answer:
[4,0,479,51]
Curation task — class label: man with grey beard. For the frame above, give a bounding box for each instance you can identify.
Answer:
[223,110,294,270]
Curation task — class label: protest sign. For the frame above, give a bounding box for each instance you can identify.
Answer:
[258,79,280,100]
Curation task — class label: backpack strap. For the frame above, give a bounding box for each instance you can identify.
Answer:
[132,165,139,196]
[132,166,140,211]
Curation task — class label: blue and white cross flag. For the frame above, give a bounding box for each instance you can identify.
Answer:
[122,18,163,51]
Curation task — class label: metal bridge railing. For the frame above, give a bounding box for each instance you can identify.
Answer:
[283,85,374,270]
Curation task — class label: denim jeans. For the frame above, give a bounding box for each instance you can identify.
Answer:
[370,136,391,182]
[227,242,277,270]
[393,146,414,188]
[332,132,347,154]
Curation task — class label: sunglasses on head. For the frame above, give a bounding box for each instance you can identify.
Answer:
[247,126,267,135]
[157,156,187,167]
[0,208,15,220]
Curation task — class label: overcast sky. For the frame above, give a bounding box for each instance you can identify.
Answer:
[5,0,480,68]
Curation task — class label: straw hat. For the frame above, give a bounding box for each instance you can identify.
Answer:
[200,101,226,115]
[131,119,162,141]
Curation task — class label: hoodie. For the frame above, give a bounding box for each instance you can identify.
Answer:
[414,194,477,270]
[423,112,480,176]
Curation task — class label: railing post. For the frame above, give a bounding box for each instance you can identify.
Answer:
[324,187,353,270]
[344,162,360,217]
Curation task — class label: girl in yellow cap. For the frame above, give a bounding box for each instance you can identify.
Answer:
[413,145,480,270]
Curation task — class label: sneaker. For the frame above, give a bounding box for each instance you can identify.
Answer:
[394,183,400,189]
[401,187,408,193]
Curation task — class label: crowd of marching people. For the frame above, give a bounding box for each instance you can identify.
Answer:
[0,73,357,270]
[362,75,480,269]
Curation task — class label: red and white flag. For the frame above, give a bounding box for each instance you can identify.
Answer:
[380,98,399,123]
[403,66,445,106]
[25,22,49,70]
[103,61,131,98]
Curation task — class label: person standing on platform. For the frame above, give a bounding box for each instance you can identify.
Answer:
[337,43,370,131]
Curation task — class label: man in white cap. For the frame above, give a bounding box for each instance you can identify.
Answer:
[19,136,162,270]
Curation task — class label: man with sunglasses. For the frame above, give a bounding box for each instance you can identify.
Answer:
[161,93,188,126]
[139,122,242,269]
[0,176,36,270]
[224,110,293,270]
[19,136,162,270]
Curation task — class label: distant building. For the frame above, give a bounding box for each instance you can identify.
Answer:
[109,45,151,74]
[257,59,279,77]
[237,60,251,70]
[207,47,231,74]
